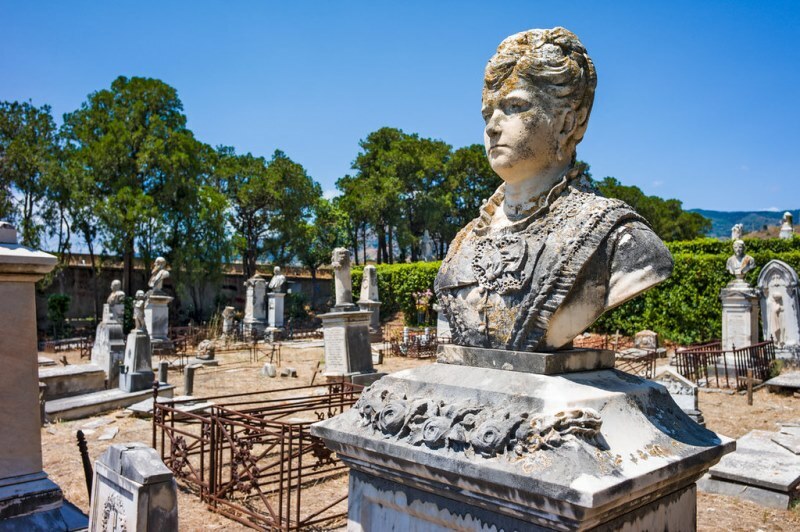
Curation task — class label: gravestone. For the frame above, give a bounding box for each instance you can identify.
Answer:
[320,249,381,385]
[721,240,759,350]
[357,264,381,334]
[758,259,800,362]
[433,303,451,341]
[267,266,286,331]
[313,27,731,531]
[420,229,435,262]
[119,299,155,393]
[91,303,126,387]
[221,306,235,337]
[243,273,267,339]
[635,329,658,349]
[653,366,703,425]
[0,222,88,529]
[88,442,178,530]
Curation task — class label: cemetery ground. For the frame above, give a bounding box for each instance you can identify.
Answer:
[40,342,800,531]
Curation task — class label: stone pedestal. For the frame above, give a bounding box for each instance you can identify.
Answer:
[320,310,380,383]
[120,329,155,393]
[92,304,126,387]
[267,292,285,329]
[243,274,267,339]
[88,442,178,530]
[312,345,733,531]
[145,293,174,354]
[720,280,760,350]
[0,224,88,529]
[357,300,381,334]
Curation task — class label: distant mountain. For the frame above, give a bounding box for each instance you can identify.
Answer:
[690,209,800,238]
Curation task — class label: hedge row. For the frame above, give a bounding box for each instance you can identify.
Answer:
[351,243,800,343]
[665,236,800,255]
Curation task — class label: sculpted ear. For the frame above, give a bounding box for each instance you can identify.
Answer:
[556,109,577,161]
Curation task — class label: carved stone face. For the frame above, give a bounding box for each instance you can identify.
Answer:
[733,241,744,258]
[482,81,564,185]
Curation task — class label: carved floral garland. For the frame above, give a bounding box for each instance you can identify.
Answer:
[356,388,603,458]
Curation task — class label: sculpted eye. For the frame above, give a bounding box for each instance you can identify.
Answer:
[481,108,493,123]
[506,99,531,114]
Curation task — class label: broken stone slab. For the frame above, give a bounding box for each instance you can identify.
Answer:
[437,344,615,374]
[80,417,115,430]
[708,430,800,492]
[765,371,800,392]
[771,432,800,455]
[127,395,213,418]
[98,427,119,441]
[281,367,298,378]
[38,355,56,367]
[697,474,792,509]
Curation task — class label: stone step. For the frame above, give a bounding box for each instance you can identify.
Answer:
[38,364,107,400]
[45,385,175,421]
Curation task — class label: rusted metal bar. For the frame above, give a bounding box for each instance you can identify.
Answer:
[76,430,93,499]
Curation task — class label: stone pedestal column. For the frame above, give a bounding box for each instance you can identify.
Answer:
[91,304,126,387]
[0,223,87,529]
[145,293,174,354]
[720,280,760,350]
[312,345,733,531]
[267,292,285,329]
[243,274,267,339]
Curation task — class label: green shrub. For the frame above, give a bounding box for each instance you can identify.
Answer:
[351,243,800,342]
[47,293,71,339]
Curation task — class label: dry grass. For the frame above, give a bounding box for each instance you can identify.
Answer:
[41,343,800,531]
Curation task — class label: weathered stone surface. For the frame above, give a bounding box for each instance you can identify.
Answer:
[726,239,756,280]
[313,364,732,529]
[261,363,277,377]
[221,306,235,337]
[758,260,800,359]
[634,329,658,349]
[708,430,800,492]
[437,343,614,374]
[119,329,154,393]
[357,265,381,332]
[779,211,794,239]
[653,366,698,413]
[243,273,267,338]
[331,247,356,310]
[144,293,174,354]
[88,442,178,531]
[195,339,215,360]
[46,385,175,421]
[267,292,285,328]
[147,256,170,293]
[92,304,126,386]
[38,364,106,400]
[321,310,376,377]
[720,282,760,351]
[765,371,800,391]
[267,265,286,293]
[698,474,792,509]
[770,432,800,455]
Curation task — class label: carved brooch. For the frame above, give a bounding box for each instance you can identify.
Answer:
[471,235,530,295]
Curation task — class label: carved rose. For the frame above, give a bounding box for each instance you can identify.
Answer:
[377,400,408,435]
[420,417,451,448]
[470,420,509,457]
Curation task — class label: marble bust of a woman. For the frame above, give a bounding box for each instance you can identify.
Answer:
[435,27,673,352]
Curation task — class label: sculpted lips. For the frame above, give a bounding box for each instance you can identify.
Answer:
[488,144,508,154]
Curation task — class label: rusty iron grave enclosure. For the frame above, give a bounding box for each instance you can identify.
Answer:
[153,382,362,531]
[674,340,776,389]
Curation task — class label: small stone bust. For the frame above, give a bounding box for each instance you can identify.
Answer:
[107,280,126,306]
[133,290,147,331]
[726,239,755,279]
[779,212,794,239]
[148,257,169,293]
[435,28,673,352]
[268,266,287,293]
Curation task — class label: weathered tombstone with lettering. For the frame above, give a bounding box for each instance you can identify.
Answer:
[758,259,800,362]
[221,305,235,337]
[320,249,382,385]
[88,442,178,531]
[243,273,268,339]
[0,221,88,529]
[721,239,759,350]
[313,27,732,531]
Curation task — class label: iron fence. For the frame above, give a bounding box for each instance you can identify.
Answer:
[383,326,439,358]
[153,382,362,531]
[674,340,775,390]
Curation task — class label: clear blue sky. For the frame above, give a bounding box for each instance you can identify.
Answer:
[2,0,798,211]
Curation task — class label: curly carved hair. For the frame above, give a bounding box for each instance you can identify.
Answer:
[484,27,597,150]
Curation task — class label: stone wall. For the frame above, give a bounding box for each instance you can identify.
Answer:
[36,262,332,333]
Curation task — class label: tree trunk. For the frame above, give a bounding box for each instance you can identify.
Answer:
[376,226,385,264]
[310,267,319,309]
[123,238,134,296]
[387,226,394,264]
[361,224,367,264]
[86,237,99,323]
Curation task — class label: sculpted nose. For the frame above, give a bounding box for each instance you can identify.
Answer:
[485,113,502,138]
